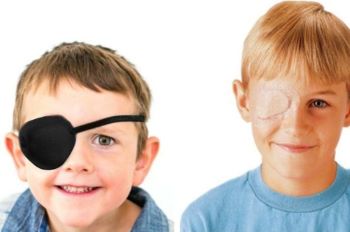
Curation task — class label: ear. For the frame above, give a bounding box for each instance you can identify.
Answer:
[232,80,251,122]
[343,101,350,127]
[132,136,159,186]
[5,132,28,181]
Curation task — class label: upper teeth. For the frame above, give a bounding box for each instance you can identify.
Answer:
[62,186,93,193]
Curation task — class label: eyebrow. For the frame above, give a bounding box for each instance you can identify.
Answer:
[310,90,338,96]
[90,124,130,136]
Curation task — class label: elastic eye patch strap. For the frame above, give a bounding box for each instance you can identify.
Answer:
[73,115,145,134]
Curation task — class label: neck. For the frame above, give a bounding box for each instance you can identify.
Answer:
[261,161,337,196]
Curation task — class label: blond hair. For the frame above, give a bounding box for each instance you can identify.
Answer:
[242,1,350,87]
[14,42,151,155]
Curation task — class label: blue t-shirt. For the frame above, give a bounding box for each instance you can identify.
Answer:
[181,164,350,232]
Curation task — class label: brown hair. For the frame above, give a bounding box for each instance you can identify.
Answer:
[242,1,350,87]
[13,42,151,156]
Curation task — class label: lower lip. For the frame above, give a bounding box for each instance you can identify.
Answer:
[275,144,315,153]
[55,186,101,196]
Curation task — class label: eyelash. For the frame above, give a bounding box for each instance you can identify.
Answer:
[92,134,116,146]
[309,99,329,109]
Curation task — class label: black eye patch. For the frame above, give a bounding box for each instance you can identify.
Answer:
[19,115,145,170]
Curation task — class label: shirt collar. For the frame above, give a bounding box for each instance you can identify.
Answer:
[248,163,350,212]
[129,186,169,231]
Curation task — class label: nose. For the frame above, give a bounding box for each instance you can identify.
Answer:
[61,137,94,173]
[280,104,310,136]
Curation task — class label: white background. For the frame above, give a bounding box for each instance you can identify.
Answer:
[0,0,349,229]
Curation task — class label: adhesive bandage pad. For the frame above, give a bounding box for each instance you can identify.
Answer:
[252,88,292,120]
[19,115,145,170]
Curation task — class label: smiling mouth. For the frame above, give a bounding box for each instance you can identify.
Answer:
[57,185,100,194]
[275,143,316,153]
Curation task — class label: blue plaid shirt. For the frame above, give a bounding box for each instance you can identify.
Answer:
[0,187,171,232]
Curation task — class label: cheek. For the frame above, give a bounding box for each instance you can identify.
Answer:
[25,162,55,186]
[318,123,342,148]
[252,121,278,143]
[315,114,343,137]
[97,154,137,191]
[25,163,57,204]
[251,120,282,159]
[94,159,137,209]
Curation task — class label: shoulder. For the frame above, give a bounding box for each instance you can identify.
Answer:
[0,189,47,232]
[181,171,251,231]
[342,167,350,194]
[129,187,172,232]
[0,193,21,230]
[336,166,350,198]
[185,171,250,213]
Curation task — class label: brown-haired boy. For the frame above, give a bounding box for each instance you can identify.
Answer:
[181,1,350,231]
[0,42,172,231]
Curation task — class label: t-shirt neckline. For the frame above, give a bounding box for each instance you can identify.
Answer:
[248,164,350,212]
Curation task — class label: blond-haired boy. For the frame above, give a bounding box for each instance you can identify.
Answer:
[181,1,350,231]
[0,42,171,231]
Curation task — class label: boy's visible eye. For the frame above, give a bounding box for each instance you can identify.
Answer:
[92,135,116,146]
[309,99,329,108]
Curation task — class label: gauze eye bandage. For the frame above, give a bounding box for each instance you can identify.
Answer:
[19,115,145,170]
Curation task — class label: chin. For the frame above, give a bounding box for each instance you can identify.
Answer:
[55,211,100,229]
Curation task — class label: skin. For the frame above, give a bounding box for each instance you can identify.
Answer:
[5,79,159,232]
[233,77,350,196]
